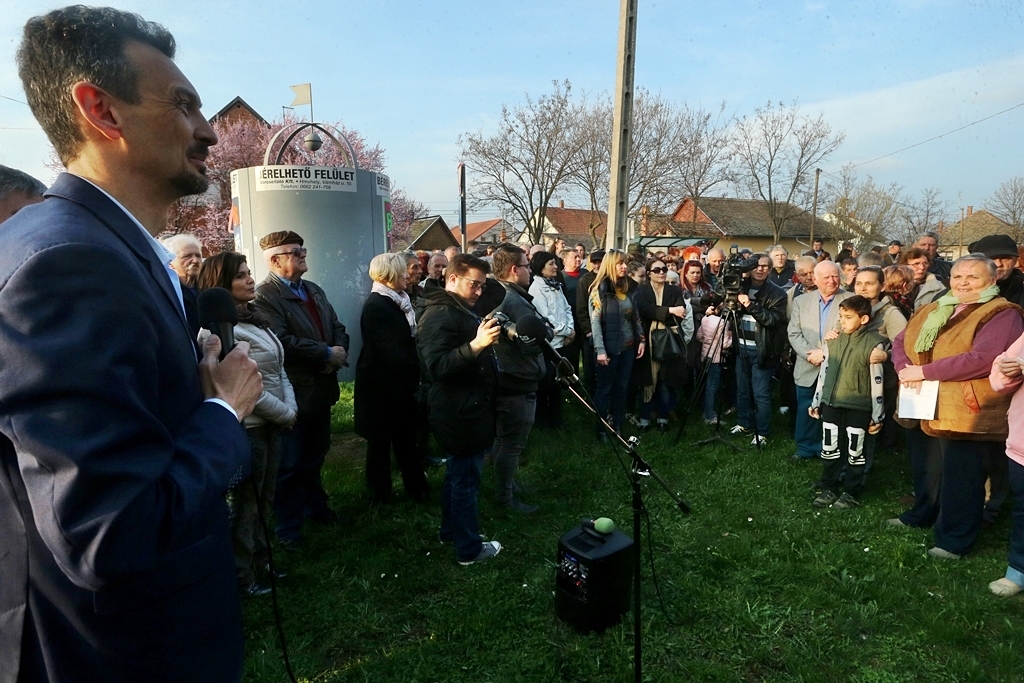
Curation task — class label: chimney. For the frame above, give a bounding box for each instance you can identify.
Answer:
[938,220,944,231]
[499,222,507,242]
[640,205,649,236]
[559,200,564,209]
[967,205,973,217]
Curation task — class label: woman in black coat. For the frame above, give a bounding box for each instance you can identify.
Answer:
[354,253,429,503]
[632,258,694,432]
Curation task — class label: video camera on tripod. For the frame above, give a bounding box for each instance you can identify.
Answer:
[713,244,761,312]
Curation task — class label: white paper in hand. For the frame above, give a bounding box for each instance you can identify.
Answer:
[898,380,939,420]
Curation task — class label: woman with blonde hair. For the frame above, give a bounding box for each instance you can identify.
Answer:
[354,253,429,503]
[588,249,645,438]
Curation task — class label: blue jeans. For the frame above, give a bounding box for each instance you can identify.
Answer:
[794,384,820,458]
[594,349,635,432]
[703,362,722,421]
[735,346,772,437]
[640,380,676,421]
[274,405,332,542]
[440,451,485,561]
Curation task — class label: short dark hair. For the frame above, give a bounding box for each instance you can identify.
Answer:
[18,6,176,164]
[529,250,556,277]
[491,244,526,279]
[841,257,858,269]
[196,251,246,293]
[839,294,871,318]
[445,253,490,280]
[0,165,46,200]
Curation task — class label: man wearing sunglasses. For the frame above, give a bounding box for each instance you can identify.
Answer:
[256,230,351,548]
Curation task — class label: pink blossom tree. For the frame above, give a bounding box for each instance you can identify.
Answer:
[163,112,425,253]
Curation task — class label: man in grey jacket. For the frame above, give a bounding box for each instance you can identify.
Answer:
[255,231,350,547]
[486,244,548,513]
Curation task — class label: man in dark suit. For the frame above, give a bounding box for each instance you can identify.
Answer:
[0,7,263,682]
[255,231,350,547]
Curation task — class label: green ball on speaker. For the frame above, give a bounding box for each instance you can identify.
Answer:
[594,517,615,534]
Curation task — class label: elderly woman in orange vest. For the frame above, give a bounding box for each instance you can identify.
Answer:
[891,254,1024,559]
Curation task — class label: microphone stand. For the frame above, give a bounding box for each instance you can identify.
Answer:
[554,356,689,683]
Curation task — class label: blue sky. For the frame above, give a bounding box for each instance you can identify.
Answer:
[3,1,1023,225]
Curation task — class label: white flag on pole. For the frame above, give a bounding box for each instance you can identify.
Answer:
[289,83,311,106]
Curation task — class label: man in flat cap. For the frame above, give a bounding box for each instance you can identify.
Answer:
[255,231,350,548]
[970,234,1024,309]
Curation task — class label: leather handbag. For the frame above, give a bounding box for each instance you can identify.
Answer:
[650,322,685,362]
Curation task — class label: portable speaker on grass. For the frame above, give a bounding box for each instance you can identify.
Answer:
[554,521,633,632]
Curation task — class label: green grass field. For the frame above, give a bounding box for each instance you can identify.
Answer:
[244,386,1024,682]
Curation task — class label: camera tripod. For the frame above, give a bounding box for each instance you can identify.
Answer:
[674,296,766,452]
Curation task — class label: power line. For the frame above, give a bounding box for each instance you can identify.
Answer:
[0,94,28,105]
[848,100,1024,170]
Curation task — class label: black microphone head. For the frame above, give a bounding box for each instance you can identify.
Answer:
[197,287,239,328]
[515,313,550,344]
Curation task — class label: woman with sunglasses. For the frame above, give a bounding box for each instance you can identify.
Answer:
[588,249,645,439]
[633,259,692,432]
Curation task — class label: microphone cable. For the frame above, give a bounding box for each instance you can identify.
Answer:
[250,474,299,683]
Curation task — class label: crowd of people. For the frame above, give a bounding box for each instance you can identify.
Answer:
[260,230,1024,602]
[4,8,1024,680]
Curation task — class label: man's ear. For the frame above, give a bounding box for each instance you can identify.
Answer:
[70,82,125,142]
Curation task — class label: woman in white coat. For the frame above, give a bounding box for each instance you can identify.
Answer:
[197,252,297,597]
[529,251,574,429]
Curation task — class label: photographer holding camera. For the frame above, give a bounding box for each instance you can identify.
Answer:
[484,244,549,513]
[417,254,502,565]
[728,253,788,445]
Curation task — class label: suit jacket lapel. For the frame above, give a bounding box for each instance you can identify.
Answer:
[46,174,195,347]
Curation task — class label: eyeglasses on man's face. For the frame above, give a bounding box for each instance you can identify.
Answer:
[457,274,486,292]
[275,247,307,258]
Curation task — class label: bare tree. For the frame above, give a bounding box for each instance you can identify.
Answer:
[820,164,903,245]
[568,93,612,247]
[896,187,950,245]
[986,176,1024,241]
[569,90,723,242]
[676,100,734,230]
[459,80,583,245]
[732,101,845,243]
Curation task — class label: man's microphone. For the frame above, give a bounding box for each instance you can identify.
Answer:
[513,314,583,387]
[197,287,238,361]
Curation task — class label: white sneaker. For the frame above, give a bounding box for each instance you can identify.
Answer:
[730,425,750,435]
[750,435,768,447]
[458,540,502,565]
[778,406,790,415]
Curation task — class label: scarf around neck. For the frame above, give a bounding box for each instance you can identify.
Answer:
[914,284,1000,352]
[372,281,416,336]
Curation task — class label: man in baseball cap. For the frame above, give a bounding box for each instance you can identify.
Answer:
[884,240,902,266]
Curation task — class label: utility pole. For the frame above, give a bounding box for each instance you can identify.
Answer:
[605,0,638,251]
[458,163,468,253]
[809,167,821,245]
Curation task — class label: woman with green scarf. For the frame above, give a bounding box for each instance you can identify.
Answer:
[891,255,1024,559]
